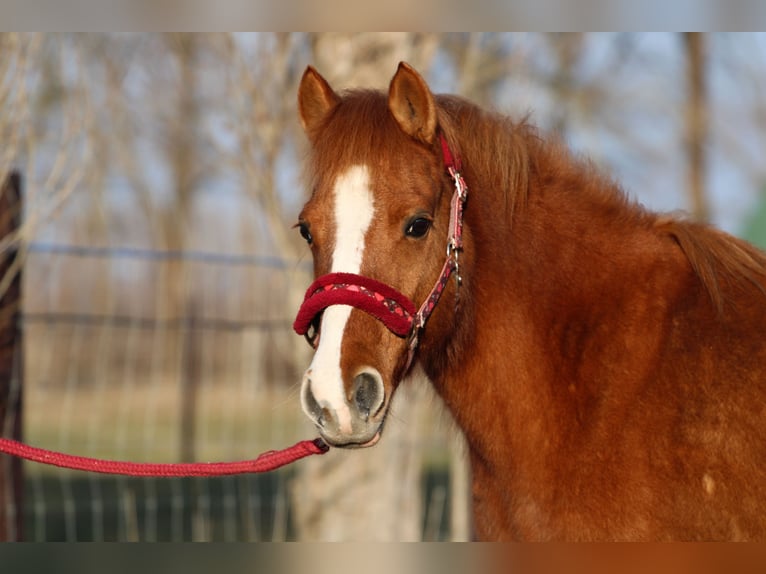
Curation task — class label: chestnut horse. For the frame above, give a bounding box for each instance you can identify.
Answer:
[292,62,766,540]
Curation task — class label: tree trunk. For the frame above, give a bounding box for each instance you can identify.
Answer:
[684,33,709,222]
[289,34,445,541]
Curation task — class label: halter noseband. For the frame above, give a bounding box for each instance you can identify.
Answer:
[293,132,468,370]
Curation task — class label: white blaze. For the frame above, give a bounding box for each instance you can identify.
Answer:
[304,165,374,432]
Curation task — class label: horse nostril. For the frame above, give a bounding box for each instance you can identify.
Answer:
[302,380,326,428]
[352,370,384,421]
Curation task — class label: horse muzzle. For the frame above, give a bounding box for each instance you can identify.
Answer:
[300,366,388,448]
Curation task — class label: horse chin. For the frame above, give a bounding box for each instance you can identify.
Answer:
[319,430,381,449]
[320,416,387,449]
[349,430,382,449]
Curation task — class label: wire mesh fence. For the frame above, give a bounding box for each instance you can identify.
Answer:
[2,241,461,541]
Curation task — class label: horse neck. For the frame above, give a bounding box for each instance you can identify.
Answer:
[420,129,644,466]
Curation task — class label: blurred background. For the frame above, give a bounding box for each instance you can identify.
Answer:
[1,32,766,541]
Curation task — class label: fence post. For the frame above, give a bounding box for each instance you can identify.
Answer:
[180,304,200,464]
[0,171,24,541]
[181,300,208,540]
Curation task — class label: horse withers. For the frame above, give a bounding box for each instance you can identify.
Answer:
[292,62,766,541]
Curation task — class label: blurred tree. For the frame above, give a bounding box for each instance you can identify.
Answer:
[163,34,201,305]
[684,32,710,222]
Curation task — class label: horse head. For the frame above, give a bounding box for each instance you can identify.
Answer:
[293,63,462,448]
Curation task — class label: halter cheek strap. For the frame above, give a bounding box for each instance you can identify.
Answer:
[293,132,468,367]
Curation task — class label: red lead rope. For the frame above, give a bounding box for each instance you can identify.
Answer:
[0,437,329,477]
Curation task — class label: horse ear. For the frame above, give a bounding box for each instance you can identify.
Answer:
[298,66,340,138]
[388,62,437,144]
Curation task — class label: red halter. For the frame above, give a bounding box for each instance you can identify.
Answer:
[293,132,468,369]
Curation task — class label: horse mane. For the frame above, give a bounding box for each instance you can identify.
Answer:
[435,93,766,314]
[657,218,766,312]
[435,94,532,224]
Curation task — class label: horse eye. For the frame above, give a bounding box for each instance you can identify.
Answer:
[405,217,432,239]
[298,222,313,245]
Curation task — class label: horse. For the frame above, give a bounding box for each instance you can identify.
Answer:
[291,61,766,541]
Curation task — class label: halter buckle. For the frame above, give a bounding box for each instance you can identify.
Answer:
[449,167,468,201]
